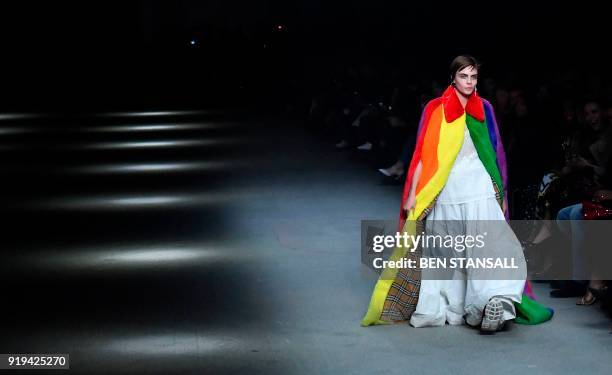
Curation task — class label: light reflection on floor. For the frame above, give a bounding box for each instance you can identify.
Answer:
[98,110,219,118]
[83,122,238,133]
[81,139,224,150]
[66,161,246,174]
[20,244,231,271]
[100,333,233,355]
[28,191,241,210]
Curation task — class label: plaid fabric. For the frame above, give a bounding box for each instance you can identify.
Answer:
[380,220,424,322]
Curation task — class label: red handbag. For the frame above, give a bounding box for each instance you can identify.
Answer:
[582,200,612,220]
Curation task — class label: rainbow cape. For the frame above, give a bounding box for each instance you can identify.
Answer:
[361,85,554,326]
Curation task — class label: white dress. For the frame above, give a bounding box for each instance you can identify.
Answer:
[409,124,526,327]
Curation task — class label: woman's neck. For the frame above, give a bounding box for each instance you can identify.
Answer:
[454,87,469,108]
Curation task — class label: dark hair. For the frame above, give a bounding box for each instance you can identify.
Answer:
[450,55,480,81]
[582,96,602,108]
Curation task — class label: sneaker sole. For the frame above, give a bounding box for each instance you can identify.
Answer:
[481,298,504,333]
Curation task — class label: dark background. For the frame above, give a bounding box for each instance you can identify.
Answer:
[0,1,607,111]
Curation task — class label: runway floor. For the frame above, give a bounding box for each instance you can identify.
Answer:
[0,110,610,374]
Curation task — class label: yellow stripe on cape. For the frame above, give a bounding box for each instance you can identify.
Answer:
[360,111,466,326]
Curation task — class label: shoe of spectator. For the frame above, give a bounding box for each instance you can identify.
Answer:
[576,291,598,306]
[379,164,404,178]
[378,168,393,177]
[335,139,349,149]
[577,284,609,306]
[357,142,372,151]
[379,168,405,185]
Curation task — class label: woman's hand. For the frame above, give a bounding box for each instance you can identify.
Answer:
[404,160,422,216]
[403,192,416,214]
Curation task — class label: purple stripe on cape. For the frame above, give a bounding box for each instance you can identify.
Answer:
[416,103,428,134]
[483,99,509,219]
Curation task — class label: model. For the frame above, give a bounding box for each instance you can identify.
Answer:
[361,55,553,333]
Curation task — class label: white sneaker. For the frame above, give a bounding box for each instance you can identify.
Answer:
[480,297,505,333]
[357,142,372,151]
[378,168,392,177]
[335,140,349,149]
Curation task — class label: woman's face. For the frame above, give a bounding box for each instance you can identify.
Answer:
[584,102,602,131]
[453,65,478,96]
[515,97,528,117]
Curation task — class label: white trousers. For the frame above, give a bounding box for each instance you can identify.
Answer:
[409,196,526,328]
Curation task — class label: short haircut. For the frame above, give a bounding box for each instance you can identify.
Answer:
[450,55,481,80]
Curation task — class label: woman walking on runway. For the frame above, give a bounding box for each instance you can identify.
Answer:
[361,55,553,333]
